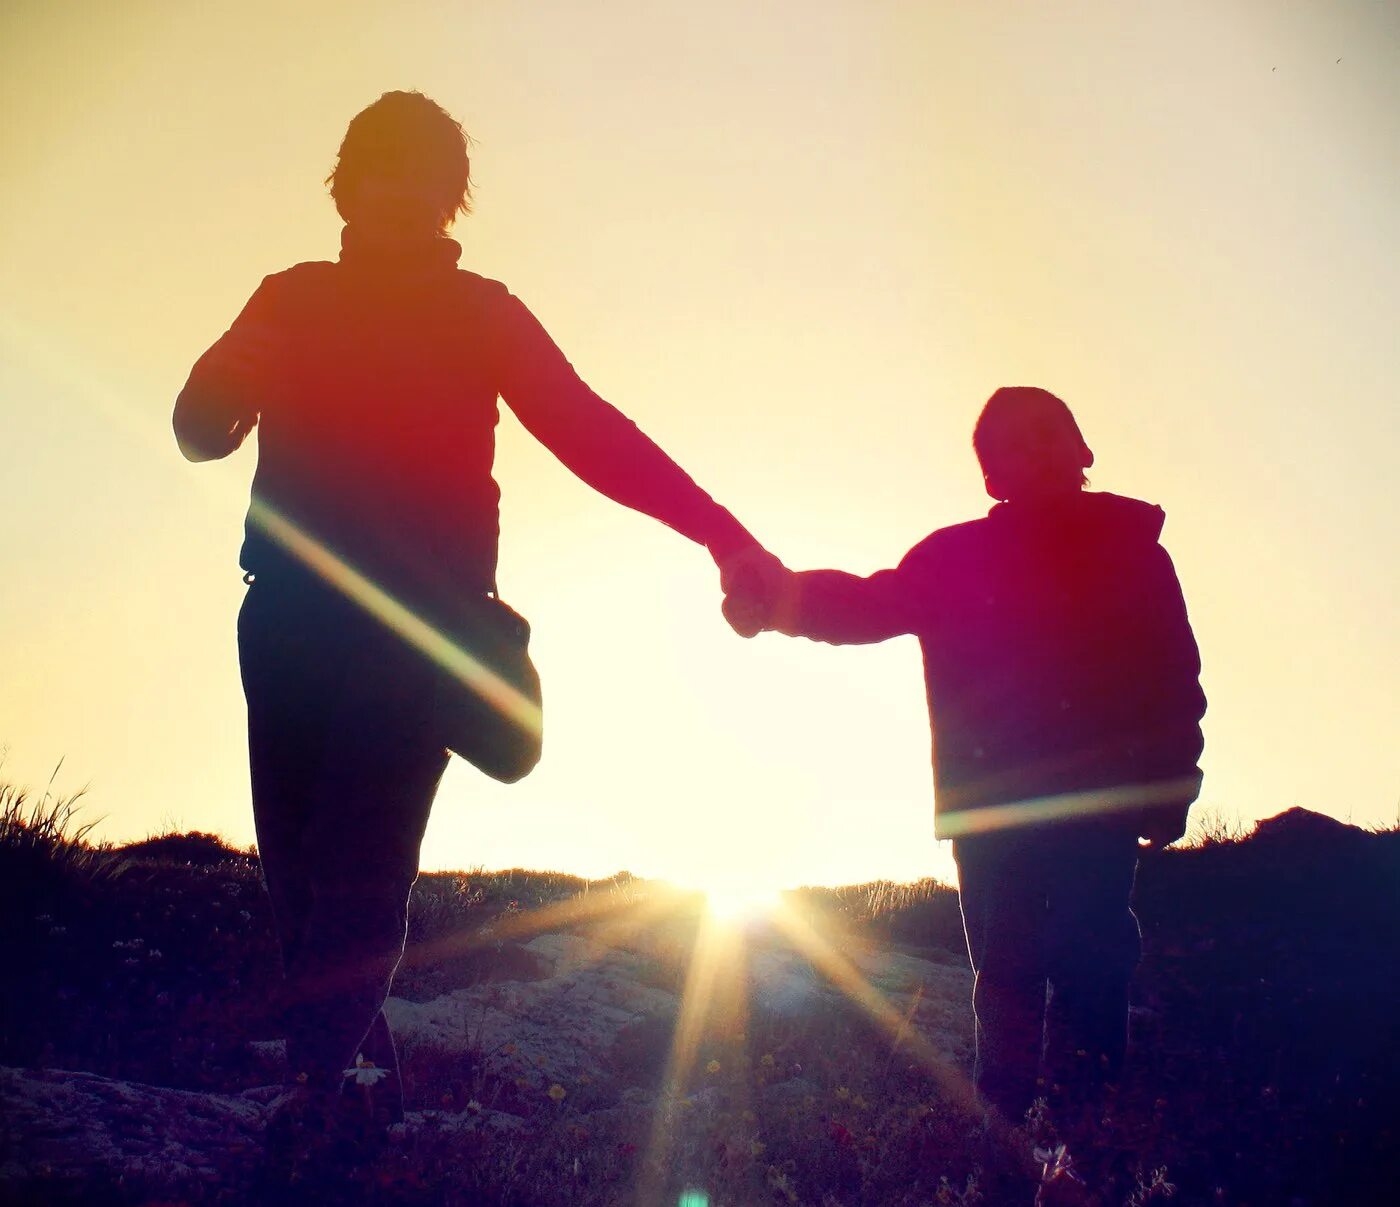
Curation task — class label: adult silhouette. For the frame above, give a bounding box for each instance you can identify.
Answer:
[173,91,771,1127]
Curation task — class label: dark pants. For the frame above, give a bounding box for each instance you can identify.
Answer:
[238,574,449,1108]
[953,826,1142,1125]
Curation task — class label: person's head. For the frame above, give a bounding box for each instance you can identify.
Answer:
[327,91,473,236]
[973,386,1093,503]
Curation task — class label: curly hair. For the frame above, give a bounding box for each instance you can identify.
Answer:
[326,91,473,232]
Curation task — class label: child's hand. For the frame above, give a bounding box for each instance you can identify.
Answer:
[1136,806,1189,851]
[717,547,786,638]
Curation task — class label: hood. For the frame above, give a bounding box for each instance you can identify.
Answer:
[988,491,1167,545]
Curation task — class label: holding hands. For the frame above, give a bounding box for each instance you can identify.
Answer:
[716,545,792,638]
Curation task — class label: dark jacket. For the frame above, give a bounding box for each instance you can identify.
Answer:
[776,492,1206,839]
[173,225,755,609]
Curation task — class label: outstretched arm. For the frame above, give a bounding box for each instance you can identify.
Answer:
[173,276,280,462]
[493,291,763,569]
[725,564,921,645]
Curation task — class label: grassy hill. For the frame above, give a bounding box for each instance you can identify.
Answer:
[1,784,1395,1205]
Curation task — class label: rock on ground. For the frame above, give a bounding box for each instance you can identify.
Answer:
[0,930,973,1201]
[0,1066,264,1201]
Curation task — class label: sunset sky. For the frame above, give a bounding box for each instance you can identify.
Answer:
[3,1,1397,892]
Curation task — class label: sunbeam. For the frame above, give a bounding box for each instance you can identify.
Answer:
[248,500,542,737]
[768,902,969,1103]
[634,907,748,1207]
[937,773,1205,838]
[396,880,666,976]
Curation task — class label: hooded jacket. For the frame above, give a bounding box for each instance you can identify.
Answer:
[777,492,1206,839]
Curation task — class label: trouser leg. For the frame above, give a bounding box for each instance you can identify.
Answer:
[241,590,324,1062]
[278,701,447,1099]
[954,837,1048,1121]
[239,582,447,1111]
[1042,831,1142,1125]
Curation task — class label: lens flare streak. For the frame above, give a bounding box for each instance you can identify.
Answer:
[939,773,1205,838]
[635,910,746,1207]
[249,500,541,736]
[767,901,981,1111]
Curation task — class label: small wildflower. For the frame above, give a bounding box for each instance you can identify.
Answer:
[760,1053,775,1068]
[548,1083,567,1102]
[344,1053,389,1086]
[706,1059,722,1075]
[466,1099,483,1113]
[853,1094,869,1111]
[295,1071,309,1085]
[750,1140,766,1158]
[835,1086,850,1101]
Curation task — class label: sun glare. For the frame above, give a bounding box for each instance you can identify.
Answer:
[701,880,783,923]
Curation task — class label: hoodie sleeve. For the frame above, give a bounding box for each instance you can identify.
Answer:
[1123,541,1207,815]
[492,291,759,561]
[767,539,936,645]
[172,274,281,462]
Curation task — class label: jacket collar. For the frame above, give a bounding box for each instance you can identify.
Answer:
[338,224,463,276]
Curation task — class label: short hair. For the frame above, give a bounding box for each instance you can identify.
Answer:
[326,91,473,232]
[973,386,1090,487]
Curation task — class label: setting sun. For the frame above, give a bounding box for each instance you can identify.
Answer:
[699,879,785,923]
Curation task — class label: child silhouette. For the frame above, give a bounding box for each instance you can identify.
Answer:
[726,387,1205,1141]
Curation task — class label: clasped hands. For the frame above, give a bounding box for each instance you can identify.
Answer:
[715,546,793,639]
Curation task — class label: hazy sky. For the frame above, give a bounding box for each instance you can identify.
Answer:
[3,1,1397,891]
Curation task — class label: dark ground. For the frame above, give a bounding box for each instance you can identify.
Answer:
[1,799,1396,1205]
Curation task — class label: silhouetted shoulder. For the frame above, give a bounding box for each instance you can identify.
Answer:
[240,261,338,312]
[450,267,512,298]
[440,270,523,337]
[897,517,990,579]
[1078,491,1167,544]
[272,260,339,288]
